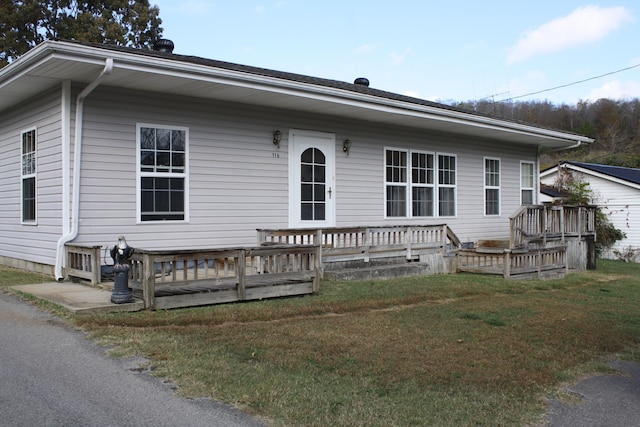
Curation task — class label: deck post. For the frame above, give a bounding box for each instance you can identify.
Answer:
[313,245,321,292]
[537,250,542,279]
[542,205,548,246]
[364,228,371,262]
[237,249,246,300]
[91,246,101,284]
[560,207,565,243]
[503,250,511,278]
[578,207,583,239]
[406,227,413,260]
[142,252,155,310]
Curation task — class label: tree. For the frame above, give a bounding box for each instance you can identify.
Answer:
[1,0,163,68]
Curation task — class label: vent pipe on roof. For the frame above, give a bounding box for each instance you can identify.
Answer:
[153,39,175,53]
[354,77,370,87]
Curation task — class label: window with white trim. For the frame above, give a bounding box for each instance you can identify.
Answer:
[484,157,500,216]
[385,149,454,218]
[385,149,407,217]
[137,125,188,222]
[411,151,435,217]
[21,129,36,223]
[438,154,456,217]
[521,161,535,205]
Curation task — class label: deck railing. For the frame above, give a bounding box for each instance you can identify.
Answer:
[510,204,597,249]
[457,246,568,279]
[129,245,320,310]
[257,224,461,266]
[64,244,102,284]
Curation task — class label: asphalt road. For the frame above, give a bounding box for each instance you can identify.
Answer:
[0,290,266,427]
[545,359,640,427]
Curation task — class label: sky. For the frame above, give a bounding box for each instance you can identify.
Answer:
[151,0,640,106]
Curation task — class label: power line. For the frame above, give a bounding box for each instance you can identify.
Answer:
[498,63,640,102]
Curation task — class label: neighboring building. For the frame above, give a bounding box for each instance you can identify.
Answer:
[0,40,593,278]
[540,161,640,261]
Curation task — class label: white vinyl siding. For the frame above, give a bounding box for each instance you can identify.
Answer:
[0,87,63,267]
[521,161,535,204]
[50,85,538,258]
[484,157,500,216]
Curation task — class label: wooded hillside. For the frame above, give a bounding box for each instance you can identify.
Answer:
[453,98,640,169]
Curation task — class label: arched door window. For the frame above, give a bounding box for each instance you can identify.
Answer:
[300,148,326,221]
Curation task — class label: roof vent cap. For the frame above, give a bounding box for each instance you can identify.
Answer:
[153,39,174,53]
[354,77,370,87]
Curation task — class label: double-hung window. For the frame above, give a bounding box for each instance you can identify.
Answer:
[411,151,435,217]
[385,148,455,218]
[484,157,500,216]
[438,154,456,217]
[137,124,188,222]
[385,149,408,217]
[520,161,535,205]
[21,129,37,223]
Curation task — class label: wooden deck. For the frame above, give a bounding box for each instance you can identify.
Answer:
[458,204,597,279]
[61,207,598,310]
[127,245,320,310]
[457,247,568,280]
[258,224,461,267]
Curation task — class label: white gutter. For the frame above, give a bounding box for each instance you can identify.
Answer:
[54,57,113,280]
[544,140,584,152]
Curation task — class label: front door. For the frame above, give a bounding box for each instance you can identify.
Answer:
[289,129,335,228]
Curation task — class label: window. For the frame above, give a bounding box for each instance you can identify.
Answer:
[484,157,500,215]
[385,149,454,218]
[521,161,535,205]
[21,129,36,223]
[385,149,407,217]
[301,148,326,221]
[138,125,188,222]
[411,151,434,217]
[438,154,456,217]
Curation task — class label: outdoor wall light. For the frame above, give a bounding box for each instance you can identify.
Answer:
[273,130,282,148]
[343,139,352,155]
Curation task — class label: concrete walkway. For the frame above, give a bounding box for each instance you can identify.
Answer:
[12,281,144,315]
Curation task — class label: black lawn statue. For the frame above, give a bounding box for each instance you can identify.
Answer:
[110,236,135,304]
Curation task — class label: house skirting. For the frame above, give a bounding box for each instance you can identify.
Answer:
[0,255,55,277]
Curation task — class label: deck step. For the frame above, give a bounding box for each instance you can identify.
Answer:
[323,262,433,281]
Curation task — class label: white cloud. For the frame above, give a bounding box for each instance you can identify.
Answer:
[507,6,633,64]
[586,80,640,101]
[355,44,377,54]
[390,47,413,66]
[403,90,422,99]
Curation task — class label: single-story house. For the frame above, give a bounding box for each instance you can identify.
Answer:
[0,40,594,279]
[540,161,640,260]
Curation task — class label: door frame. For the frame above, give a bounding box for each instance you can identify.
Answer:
[288,129,336,228]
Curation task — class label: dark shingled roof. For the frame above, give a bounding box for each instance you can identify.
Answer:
[561,161,640,185]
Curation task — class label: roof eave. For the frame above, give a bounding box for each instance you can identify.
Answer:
[1,41,593,149]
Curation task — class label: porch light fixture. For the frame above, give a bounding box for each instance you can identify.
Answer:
[343,139,352,155]
[273,130,282,148]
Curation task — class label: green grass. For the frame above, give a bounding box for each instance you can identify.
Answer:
[4,261,640,426]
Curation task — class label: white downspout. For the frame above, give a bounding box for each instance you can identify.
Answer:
[54,58,113,280]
